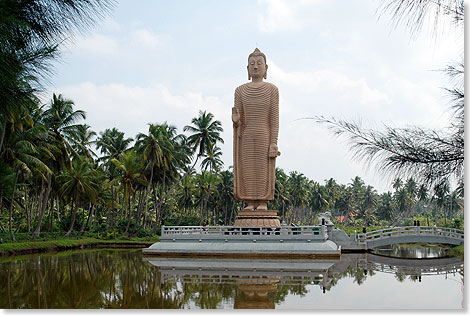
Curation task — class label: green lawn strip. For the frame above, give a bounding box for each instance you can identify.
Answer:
[0,236,160,256]
[448,244,464,259]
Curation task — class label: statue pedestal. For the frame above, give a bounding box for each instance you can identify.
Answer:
[234,210,280,227]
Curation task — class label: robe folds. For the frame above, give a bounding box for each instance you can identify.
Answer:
[233,82,279,201]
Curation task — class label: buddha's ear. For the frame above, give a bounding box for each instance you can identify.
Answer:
[264,64,268,79]
[247,66,251,80]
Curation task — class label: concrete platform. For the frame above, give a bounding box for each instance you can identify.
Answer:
[142,239,340,258]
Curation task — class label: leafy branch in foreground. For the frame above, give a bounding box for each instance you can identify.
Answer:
[378,0,464,37]
[314,112,463,189]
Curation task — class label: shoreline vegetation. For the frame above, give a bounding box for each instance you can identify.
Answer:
[0,232,463,259]
[0,236,159,257]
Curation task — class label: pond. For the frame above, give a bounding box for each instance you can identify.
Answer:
[0,247,463,309]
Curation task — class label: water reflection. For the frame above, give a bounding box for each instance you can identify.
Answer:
[0,249,463,309]
[372,244,449,259]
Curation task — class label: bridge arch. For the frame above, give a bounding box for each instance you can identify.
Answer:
[356,226,464,249]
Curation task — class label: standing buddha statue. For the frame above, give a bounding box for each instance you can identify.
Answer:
[232,48,281,226]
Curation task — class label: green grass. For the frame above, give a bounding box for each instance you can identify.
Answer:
[0,236,159,256]
[449,244,464,259]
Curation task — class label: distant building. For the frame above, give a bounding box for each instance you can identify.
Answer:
[335,210,358,223]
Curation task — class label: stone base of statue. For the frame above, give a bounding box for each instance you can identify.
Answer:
[234,210,280,227]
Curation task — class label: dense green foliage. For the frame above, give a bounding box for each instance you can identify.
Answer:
[0,91,464,241]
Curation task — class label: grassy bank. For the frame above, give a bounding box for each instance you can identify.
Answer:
[449,244,464,259]
[0,236,159,256]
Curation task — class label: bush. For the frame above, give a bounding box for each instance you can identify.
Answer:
[91,222,107,234]
[452,218,463,229]
[116,219,136,232]
[136,228,151,238]
[163,212,200,226]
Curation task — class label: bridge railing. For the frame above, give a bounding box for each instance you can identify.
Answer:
[355,226,464,244]
[161,225,327,239]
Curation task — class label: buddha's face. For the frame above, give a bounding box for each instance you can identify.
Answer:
[247,56,267,80]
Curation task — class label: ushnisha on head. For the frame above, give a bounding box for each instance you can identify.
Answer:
[247,48,268,81]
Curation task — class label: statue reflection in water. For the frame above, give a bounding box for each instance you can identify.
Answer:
[146,252,463,309]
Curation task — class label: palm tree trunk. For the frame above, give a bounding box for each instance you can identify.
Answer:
[65,189,79,236]
[8,170,19,241]
[131,190,146,235]
[282,202,285,222]
[151,157,199,222]
[125,194,132,234]
[47,197,55,232]
[229,201,235,224]
[0,122,6,154]
[25,187,31,233]
[199,192,204,226]
[32,173,52,238]
[177,207,185,225]
[36,179,45,225]
[223,202,228,225]
[443,206,447,226]
[106,185,115,233]
[88,204,95,231]
[143,164,154,219]
[80,202,92,233]
[0,184,5,233]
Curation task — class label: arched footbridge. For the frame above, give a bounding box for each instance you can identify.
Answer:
[354,226,464,249]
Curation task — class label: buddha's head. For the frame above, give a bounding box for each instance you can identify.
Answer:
[247,48,268,81]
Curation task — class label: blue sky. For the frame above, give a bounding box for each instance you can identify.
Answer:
[44,0,463,192]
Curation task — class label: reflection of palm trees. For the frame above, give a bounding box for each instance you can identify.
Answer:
[0,250,464,309]
[0,249,186,308]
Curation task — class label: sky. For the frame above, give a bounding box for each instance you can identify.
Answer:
[43,0,463,193]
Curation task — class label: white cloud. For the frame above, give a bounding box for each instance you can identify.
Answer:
[257,0,323,33]
[269,61,390,107]
[101,17,121,32]
[258,0,301,32]
[74,34,118,55]
[131,29,168,48]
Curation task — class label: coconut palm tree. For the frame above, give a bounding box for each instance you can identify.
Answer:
[361,185,378,226]
[377,192,395,222]
[109,150,146,234]
[175,175,195,225]
[95,128,133,231]
[200,143,223,172]
[309,181,328,224]
[41,93,86,165]
[195,171,220,225]
[57,157,100,236]
[96,128,133,166]
[69,124,97,161]
[288,171,309,223]
[184,110,224,159]
[433,181,450,225]
[273,168,290,222]
[215,170,234,224]
[324,178,340,210]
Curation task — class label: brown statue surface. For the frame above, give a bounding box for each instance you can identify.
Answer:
[232,48,281,226]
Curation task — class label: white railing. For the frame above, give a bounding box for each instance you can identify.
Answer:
[161,225,327,239]
[355,226,464,244]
